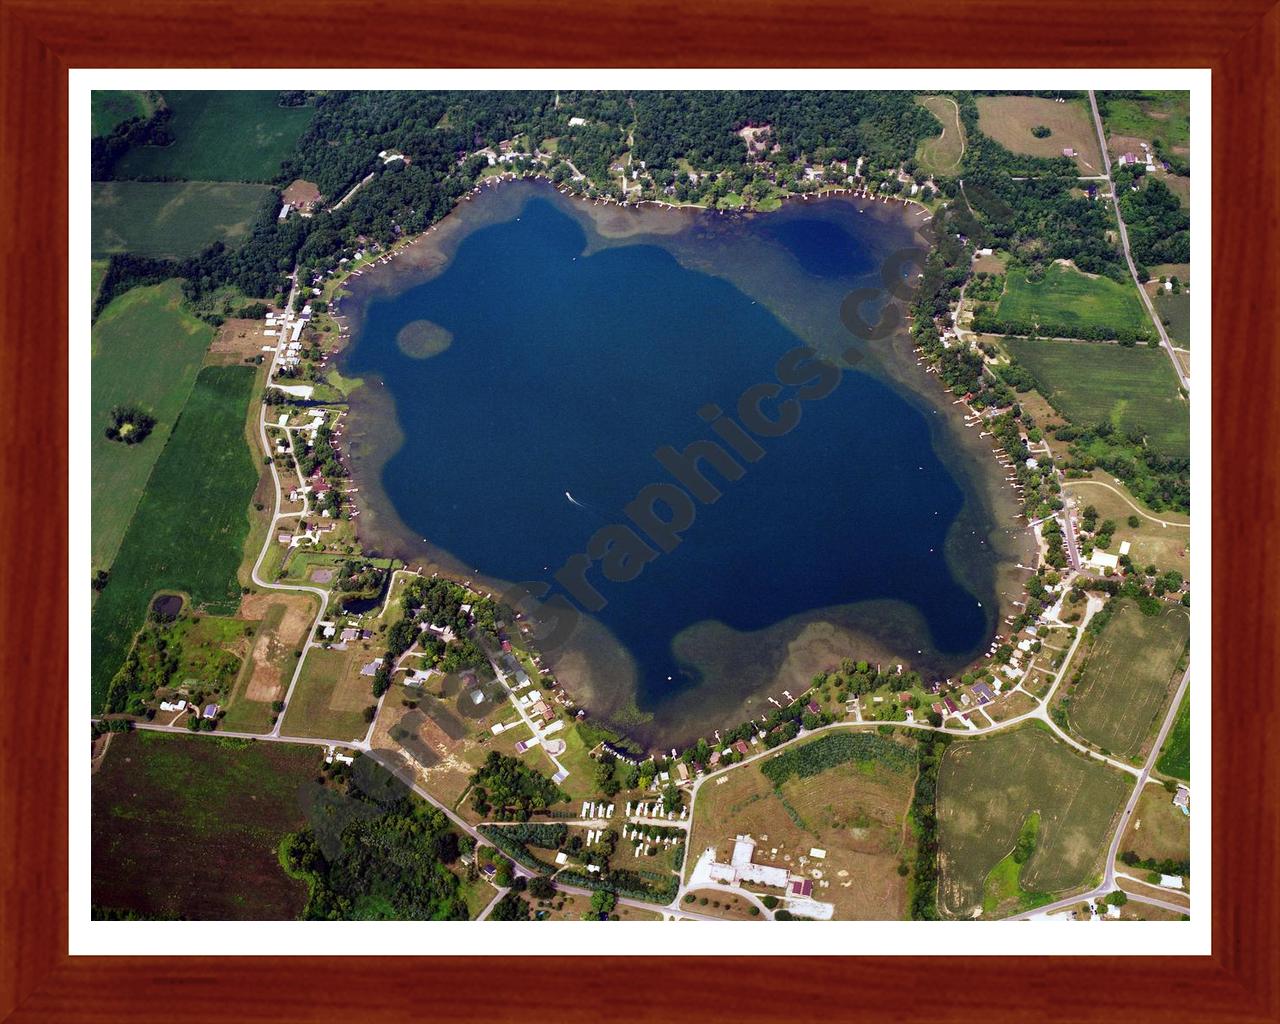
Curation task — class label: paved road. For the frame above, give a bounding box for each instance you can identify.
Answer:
[1087,89,1190,392]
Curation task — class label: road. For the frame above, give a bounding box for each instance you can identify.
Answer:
[1087,90,1190,392]
[1005,665,1191,920]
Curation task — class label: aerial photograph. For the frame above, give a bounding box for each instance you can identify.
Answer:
[88,87,1193,925]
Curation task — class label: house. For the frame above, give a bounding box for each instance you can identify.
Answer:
[568,116,587,127]
[202,703,219,720]
[1118,540,1132,557]
[676,762,690,781]
[791,879,813,898]
[1159,874,1185,890]
[1062,147,1077,157]
[809,848,826,860]
[973,682,996,703]
[360,659,382,677]
[898,691,913,704]
[807,700,821,715]
[468,688,485,706]
[339,627,361,643]
[944,698,958,713]
[278,203,293,220]
[734,740,750,756]
[709,750,721,766]
[1173,786,1191,815]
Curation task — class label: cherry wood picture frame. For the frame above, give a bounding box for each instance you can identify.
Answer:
[3,1,1276,1020]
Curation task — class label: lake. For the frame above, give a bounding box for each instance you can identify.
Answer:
[338,180,1031,746]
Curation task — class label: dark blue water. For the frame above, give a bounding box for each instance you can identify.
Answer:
[342,189,991,738]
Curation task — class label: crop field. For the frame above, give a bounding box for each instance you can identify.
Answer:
[91,281,215,572]
[1004,338,1190,457]
[1067,601,1189,760]
[1100,91,1190,151]
[91,90,153,137]
[93,181,273,258]
[937,726,1130,918]
[280,646,375,743]
[92,731,322,919]
[686,733,918,919]
[915,95,965,176]
[1156,693,1191,781]
[996,264,1149,338]
[975,95,1104,173]
[1154,291,1191,347]
[115,91,314,182]
[90,365,258,711]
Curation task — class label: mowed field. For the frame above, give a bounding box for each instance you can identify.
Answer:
[1004,338,1190,457]
[280,645,376,743]
[1119,783,1189,867]
[1156,693,1191,781]
[1068,601,1189,760]
[93,181,273,258]
[975,95,1104,173]
[1063,476,1190,576]
[91,90,153,137]
[91,281,214,572]
[686,734,918,920]
[937,726,1130,918]
[996,263,1149,338]
[91,365,259,710]
[115,91,314,182]
[915,95,965,176]
[93,731,320,919]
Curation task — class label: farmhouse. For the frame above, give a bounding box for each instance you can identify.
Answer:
[1087,549,1120,572]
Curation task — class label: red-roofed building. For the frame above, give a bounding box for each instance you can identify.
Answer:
[791,879,813,898]
[734,740,750,756]
[807,701,820,715]
[309,472,331,494]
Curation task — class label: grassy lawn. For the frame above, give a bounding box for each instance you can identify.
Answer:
[1066,601,1189,760]
[91,259,109,303]
[91,90,153,137]
[92,731,322,919]
[975,95,1104,173]
[1155,692,1190,781]
[915,95,965,176]
[279,646,374,743]
[91,365,259,711]
[1004,337,1190,457]
[937,725,1130,918]
[686,732,917,919]
[996,263,1149,338]
[93,181,274,259]
[91,281,215,572]
[115,91,314,182]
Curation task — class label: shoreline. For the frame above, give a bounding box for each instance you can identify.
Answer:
[310,176,1035,749]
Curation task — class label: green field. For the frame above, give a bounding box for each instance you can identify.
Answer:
[1155,692,1191,780]
[91,281,215,572]
[915,95,965,176]
[1101,91,1190,150]
[1154,291,1191,348]
[115,91,314,182]
[93,731,321,919]
[936,726,1130,918]
[93,181,273,258]
[280,646,373,743]
[996,264,1149,338]
[1004,337,1190,457]
[91,259,108,303]
[92,90,152,137]
[1067,601,1189,760]
[91,365,259,711]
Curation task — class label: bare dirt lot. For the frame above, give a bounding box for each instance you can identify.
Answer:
[976,96,1104,174]
[209,318,273,362]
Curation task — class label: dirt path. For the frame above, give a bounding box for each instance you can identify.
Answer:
[1063,479,1190,528]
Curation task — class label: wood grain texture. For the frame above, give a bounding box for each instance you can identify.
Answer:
[1,0,1276,1020]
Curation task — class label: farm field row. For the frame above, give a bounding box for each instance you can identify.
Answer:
[91,281,214,571]
[114,91,314,182]
[1003,337,1190,458]
[1065,601,1190,760]
[91,365,259,710]
[92,181,274,259]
